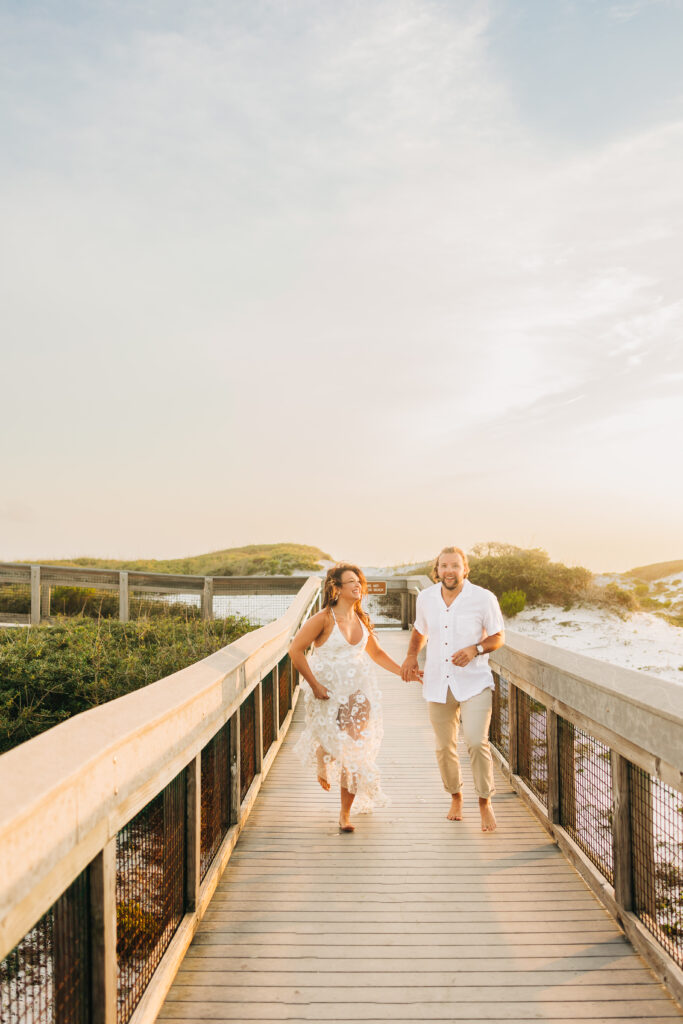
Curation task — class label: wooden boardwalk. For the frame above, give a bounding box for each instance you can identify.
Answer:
[159,633,682,1023]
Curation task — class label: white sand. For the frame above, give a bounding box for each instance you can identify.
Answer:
[507,604,683,684]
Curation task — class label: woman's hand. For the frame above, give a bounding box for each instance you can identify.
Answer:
[310,681,330,700]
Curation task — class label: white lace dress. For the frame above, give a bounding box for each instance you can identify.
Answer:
[295,617,389,814]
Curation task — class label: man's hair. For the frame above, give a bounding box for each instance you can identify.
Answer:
[431,546,470,583]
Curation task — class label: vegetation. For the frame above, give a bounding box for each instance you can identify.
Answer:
[627,559,683,582]
[0,615,254,754]
[499,589,527,617]
[20,543,332,577]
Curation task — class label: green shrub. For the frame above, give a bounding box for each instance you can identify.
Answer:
[0,615,254,754]
[468,543,592,605]
[500,589,527,617]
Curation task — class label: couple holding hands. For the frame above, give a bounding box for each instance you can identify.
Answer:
[289,547,505,833]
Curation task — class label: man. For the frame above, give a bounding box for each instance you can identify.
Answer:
[401,546,504,832]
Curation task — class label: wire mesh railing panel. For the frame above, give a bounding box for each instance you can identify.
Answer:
[0,869,90,1024]
[557,718,614,882]
[129,590,201,620]
[516,689,548,806]
[48,586,120,619]
[212,593,294,625]
[490,672,510,762]
[278,655,292,727]
[200,722,231,880]
[363,593,401,626]
[630,764,683,967]
[116,771,186,1023]
[0,582,31,621]
[240,689,257,803]
[262,672,275,755]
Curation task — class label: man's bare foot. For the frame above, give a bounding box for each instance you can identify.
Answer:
[339,813,355,833]
[479,798,497,832]
[447,793,463,820]
[318,775,330,791]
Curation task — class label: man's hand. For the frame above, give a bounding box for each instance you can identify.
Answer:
[451,646,477,668]
[401,656,420,682]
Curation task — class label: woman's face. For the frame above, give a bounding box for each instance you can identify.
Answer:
[339,571,362,602]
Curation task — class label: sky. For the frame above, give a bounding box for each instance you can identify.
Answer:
[1,0,682,572]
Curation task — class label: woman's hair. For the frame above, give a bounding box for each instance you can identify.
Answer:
[430,546,470,583]
[322,562,374,632]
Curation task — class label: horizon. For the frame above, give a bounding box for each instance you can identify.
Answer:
[3,539,680,577]
[2,1,682,569]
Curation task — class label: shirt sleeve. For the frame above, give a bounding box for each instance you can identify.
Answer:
[483,592,505,635]
[414,591,429,637]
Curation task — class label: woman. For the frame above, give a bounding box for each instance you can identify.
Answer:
[290,563,402,832]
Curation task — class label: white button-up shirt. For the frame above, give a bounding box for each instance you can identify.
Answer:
[414,580,504,704]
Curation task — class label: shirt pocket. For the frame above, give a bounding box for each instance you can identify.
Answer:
[453,614,481,645]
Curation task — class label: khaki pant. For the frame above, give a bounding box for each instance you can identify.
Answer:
[428,688,495,798]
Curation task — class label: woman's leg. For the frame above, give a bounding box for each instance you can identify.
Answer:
[340,784,356,831]
[316,745,331,791]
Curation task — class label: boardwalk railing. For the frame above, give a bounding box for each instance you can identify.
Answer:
[0,577,324,1024]
[490,634,683,1004]
[0,563,423,628]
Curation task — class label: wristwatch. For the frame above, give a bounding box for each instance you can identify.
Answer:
[475,644,485,656]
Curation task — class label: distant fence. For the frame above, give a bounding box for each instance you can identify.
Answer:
[0,577,322,1024]
[0,563,424,629]
[490,634,683,1004]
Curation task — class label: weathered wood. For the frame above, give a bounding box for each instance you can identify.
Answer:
[229,704,241,827]
[201,576,214,621]
[30,564,41,625]
[157,633,682,1022]
[40,583,51,618]
[89,841,117,1024]
[612,750,633,912]
[185,755,201,912]
[508,682,519,774]
[546,708,560,823]
[119,569,129,622]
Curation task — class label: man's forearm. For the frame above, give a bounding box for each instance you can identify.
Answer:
[406,628,426,659]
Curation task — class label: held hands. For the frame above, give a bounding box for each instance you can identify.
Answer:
[400,657,423,684]
[451,645,477,668]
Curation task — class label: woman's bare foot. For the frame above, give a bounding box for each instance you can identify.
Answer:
[479,797,497,832]
[447,792,463,820]
[317,775,330,791]
[339,813,355,833]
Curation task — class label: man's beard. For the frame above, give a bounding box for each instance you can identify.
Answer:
[441,578,462,590]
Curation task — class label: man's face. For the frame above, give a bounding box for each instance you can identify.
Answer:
[437,553,466,590]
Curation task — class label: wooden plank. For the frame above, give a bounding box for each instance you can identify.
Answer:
[157,631,682,1023]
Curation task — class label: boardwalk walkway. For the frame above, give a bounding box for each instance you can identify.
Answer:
[159,633,681,1023]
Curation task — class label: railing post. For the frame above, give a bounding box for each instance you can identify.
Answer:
[273,663,281,738]
[558,717,576,831]
[612,751,633,912]
[90,840,117,1024]
[40,584,51,618]
[546,709,560,823]
[30,565,41,625]
[230,706,241,825]
[201,577,214,621]
[508,684,519,775]
[119,571,129,623]
[255,678,264,774]
[400,592,409,630]
[185,755,201,911]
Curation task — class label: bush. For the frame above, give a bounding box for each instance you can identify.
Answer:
[468,543,592,605]
[0,615,255,754]
[500,589,527,617]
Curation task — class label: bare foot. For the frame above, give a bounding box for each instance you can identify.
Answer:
[318,775,330,791]
[479,798,497,832]
[339,814,355,833]
[447,793,463,820]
